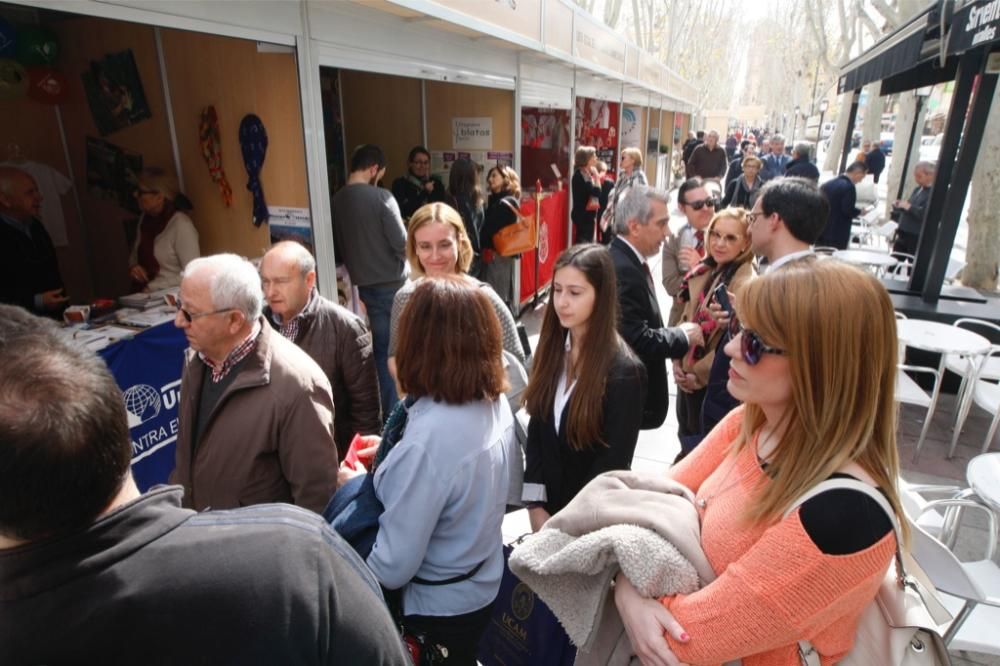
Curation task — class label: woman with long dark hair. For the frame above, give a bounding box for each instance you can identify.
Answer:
[447,158,484,279]
[480,165,522,311]
[571,146,601,243]
[522,243,646,531]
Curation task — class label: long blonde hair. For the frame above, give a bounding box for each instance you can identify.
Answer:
[736,259,906,540]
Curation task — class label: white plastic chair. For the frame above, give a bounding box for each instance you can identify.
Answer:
[947,354,1000,458]
[871,220,899,251]
[850,208,882,248]
[945,320,1000,445]
[887,252,916,280]
[900,483,1000,655]
[898,362,943,462]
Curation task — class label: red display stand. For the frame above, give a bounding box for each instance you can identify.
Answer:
[518,186,569,305]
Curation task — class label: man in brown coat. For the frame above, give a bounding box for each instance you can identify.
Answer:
[261,241,381,458]
[685,129,728,180]
[170,254,338,514]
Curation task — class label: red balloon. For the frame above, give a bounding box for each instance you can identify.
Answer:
[26,66,68,104]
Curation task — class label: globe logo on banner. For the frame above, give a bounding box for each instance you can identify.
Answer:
[123,384,162,428]
[538,221,550,264]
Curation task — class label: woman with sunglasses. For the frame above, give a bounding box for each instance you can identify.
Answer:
[521,244,646,531]
[128,168,200,292]
[672,208,753,456]
[614,259,905,666]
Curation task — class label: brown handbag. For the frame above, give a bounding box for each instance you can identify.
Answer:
[493,197,537,257]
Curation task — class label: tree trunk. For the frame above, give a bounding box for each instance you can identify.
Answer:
[822,93,853,172]
[963,84,1000,289]
[861,84,884,144]
[883,92,926,216]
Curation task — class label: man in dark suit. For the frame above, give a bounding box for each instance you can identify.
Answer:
[610,185,702,430]
[892,161,936,255]
[0,167,67,314]
[818,162,867,249]
[865,141,886,183]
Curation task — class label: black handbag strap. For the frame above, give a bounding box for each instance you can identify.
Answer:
[411,559,485,586]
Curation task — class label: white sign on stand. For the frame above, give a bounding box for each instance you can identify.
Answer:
[452,117,493,149]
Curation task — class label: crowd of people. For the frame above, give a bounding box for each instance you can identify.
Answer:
[0,132,922,665]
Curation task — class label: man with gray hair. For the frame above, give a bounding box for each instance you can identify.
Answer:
[785,141,820,182]
[892,161,937,255]
[760,133,790,181]
[260,241,381,459]
[610,186,703,430]
[685,129,728,180]
[171,253,339,513]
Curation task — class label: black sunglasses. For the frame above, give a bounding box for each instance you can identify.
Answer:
[682,197,717,211]
[732,322,785,365]
[175,299,234,324]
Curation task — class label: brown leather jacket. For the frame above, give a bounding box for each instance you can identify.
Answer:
[171,319,339,513]
[265,293,381,458]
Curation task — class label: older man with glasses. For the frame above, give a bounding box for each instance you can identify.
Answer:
[661,177,717,326]
[171,253,339,514]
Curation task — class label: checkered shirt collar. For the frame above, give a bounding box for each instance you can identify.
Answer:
[272,288,317,342]
[199,320,262,383]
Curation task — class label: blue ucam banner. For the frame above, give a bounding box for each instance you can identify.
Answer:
[99,322,189,492]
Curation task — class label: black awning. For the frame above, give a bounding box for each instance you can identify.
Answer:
[880,52,959,94]
[838,3,939,93]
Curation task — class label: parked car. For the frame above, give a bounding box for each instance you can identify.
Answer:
[879,132,894,155]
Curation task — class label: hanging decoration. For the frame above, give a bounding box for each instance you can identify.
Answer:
[26,66,69,104]
[0,18,16,58]
[0,58,28,101]
[238,113,269,227]
[15,27,58,65]
[198,106,233,207]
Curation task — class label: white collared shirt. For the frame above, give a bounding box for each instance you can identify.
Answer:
[766,249,815,273]
[553,333,578,432]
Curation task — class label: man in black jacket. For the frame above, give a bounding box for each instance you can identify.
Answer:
[892,161,936,255]
[865,141,887,183]
[818,162,867,249]
[0,167,67,314]
[610,186,702,429]
[0,306,408,666]
[391,145,447,220]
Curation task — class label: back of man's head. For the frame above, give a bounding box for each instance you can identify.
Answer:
[349,144,386,173]
[0,306,132,543]
[759,177,829,244]
[696,131,705,140]
[845,162,867,179]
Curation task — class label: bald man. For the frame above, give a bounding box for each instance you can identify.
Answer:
[261,241,381,457]
[0,167,67,313]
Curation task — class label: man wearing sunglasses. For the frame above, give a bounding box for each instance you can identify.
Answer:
[661,177,716,325]
[171,254,339,514]
[700,177,828,437]
[611,185,704,430]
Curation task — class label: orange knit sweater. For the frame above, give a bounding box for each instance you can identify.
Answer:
[661,406,896,665]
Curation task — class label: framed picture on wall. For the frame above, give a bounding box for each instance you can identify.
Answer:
[85,136,142,213]
[81,49,152,136]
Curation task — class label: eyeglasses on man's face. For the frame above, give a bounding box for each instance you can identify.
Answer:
[175,299,234,324]
[683,197,717,211]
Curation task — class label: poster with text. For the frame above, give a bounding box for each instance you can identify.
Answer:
[575,98,620,176]
[621,105,643,149]
[268,206,313,255]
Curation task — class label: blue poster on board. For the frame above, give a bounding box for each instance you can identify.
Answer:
[99,322,189,492]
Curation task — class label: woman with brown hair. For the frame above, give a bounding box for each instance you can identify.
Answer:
[673,207,754,455]
[128,167,200,291]
[480,165,522,311]
[571,146,601,243]
[446,158,484,278]
[615,259,905,665]
[522,243,646,531]
[362,276,515,665]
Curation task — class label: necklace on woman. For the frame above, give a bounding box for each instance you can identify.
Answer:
[695,433,769,509]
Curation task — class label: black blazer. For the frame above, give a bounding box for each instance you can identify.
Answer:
[571,170,601,228]
[523,345,646,516]
[818,175,860,249]
[610,237,689,429]
[0,216,63,313]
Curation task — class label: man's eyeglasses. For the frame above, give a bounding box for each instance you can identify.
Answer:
[175,299,234,323]
[411,160,430,166]
[709,230,744,245]
[134,188,158,197]
[747,211,763,225]
[682,197,717,211]
[732,322,785,365]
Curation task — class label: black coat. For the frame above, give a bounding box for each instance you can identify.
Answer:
[481,193,519,251]
[571,169,601,238]
[865,147,886,183]
[523,345,646,515]
[0,216,62,313]
[722,175,762,209]
[818,175,860,250]
[785,157,820,182]
[390,174,447,220]
[610,237,690,429]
